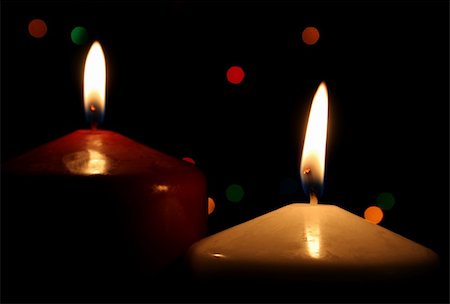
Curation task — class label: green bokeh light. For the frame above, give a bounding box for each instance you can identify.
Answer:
[71,26,88,45]
[376,192,395,210]
[226,184,245,203]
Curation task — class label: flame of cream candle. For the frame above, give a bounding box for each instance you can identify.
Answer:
[300,82,328,199]
[83,41,106,127]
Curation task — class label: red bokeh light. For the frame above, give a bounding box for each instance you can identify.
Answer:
[182,157,196,165]
[226,66,245,84]
[28,19,47,38]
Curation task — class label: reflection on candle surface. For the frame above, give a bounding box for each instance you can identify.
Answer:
[212,253,226,259]
[305,222,321,259]
[63,149,110,175]
[153,184,169,192]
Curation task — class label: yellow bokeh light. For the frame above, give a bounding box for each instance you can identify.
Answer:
[364,206,384,224]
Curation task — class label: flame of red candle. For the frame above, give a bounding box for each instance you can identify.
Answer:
[83,41,106,128]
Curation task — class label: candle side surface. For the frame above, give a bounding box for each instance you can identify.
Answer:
[186,203,439,281]
[2,130,208,298]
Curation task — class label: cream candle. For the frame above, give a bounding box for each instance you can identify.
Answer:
[186,82,439,282]
[186,203,438,281]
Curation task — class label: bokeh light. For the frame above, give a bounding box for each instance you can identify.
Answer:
[28,19,47,38]
[226,184,245,202]
[208,197,215,215]
[364,206,384,224]
[226,66,245,84]
[182,157,196,165]
[280,178,298,195]
[71,26,88,45]
[376,192,396,210]
[302,26,320,45]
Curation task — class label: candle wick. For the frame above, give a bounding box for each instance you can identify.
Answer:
[304,168,318,205]
[309,192,318,205]
[90,104,98,130]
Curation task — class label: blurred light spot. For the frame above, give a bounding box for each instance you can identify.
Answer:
[63,149,109,175]
[302,26,320,45]
[226,184,245,202]
[153,185,169,192]
[208,197,215,215]
[226,66,245,84]
[211,253,225,258]
[182,157,196,164]
[364,206,384,224]
[280,178,298,195]
[376,192,396,210]
[28,19,47,38]
[71,26,88,45]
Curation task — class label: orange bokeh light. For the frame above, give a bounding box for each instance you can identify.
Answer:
[302,26,320,45]
[28,19,47,38]
[364,206,384,224]
[208,197,215,215]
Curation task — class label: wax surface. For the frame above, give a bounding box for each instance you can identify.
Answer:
[187,203,439,281]
[5,130,191,176]
[2,130,207,297]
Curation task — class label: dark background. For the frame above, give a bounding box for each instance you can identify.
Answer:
[1,0,449,303]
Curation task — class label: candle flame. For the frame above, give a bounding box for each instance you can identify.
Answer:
[300,82,328,199]
[83,41,106,126]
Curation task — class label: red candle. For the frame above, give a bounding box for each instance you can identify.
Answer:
[2,41,207,298]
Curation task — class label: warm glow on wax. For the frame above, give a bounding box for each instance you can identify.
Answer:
[63,149,109,175]
[83,41,106,125]
[300,82,328,198]
[305,223,321,259]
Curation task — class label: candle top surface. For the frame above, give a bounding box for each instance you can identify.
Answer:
[187,203,439,280]
[4,130,198,177]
